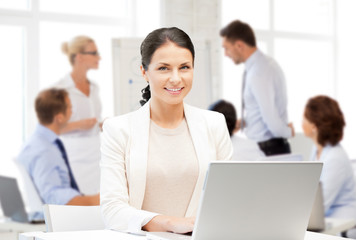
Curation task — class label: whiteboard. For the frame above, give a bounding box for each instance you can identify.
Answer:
[112,38,213,115]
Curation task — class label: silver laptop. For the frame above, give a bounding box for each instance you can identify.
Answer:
[0,175,44,223]
[147,161,322,240]
[308,182,325,231]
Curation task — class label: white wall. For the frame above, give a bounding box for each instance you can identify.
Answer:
[161,0,222,102]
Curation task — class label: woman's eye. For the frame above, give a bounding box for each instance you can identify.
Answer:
[158,67,168,71]
[181,66,190,70]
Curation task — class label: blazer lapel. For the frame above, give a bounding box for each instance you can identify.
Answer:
[129,103,150,209]
[184,104,211,217]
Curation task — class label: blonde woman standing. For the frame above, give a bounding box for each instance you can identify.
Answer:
[54,36,102,195]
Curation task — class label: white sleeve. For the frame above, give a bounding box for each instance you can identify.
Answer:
[100,118,158,233]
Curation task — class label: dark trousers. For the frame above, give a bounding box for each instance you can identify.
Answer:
[258,138,291,156]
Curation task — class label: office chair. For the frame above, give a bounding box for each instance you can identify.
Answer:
[14,159,43,213]
[43,204,105,232]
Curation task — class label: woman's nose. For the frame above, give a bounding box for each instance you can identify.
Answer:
[169,69,181,84]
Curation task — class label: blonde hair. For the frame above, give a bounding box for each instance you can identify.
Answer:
[61,36,94,66]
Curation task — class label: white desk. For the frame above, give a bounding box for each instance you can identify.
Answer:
[19,230,348,240]
[322,218,356,236]
[0,219,45,240]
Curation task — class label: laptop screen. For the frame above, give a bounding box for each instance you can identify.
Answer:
[0,175,29,223]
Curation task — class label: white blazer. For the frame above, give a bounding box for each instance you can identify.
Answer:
[100,102,233,232]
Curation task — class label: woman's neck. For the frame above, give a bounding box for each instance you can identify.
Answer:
[71,66,88,83]
[315,143,323,160]
[310,134,323,160]
[71,68,90,96]
[150,99,184,129]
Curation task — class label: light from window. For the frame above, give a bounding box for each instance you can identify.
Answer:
[221,0,270,30]
[135,0,160,37]
[336,0,356,158]
[0,26,25,177]
[40,0,128,18]
[0,0,29,10]
[274,0,333,35]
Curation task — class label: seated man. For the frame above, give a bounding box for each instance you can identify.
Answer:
[17,88,99,206]
[209,99,264,161]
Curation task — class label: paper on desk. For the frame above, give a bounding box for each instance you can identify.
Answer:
[31,230,146,240]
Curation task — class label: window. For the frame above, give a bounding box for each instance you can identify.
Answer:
[0,26,25,177]
[0,0,29,10]
[221,0,356,158]
[0,0,161,178]
[39,0,128,18]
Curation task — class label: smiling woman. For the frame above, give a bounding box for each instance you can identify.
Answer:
[141,42,194,128]
[100,27,233,234]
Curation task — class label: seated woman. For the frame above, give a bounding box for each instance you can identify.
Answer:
[208,99,264,161]
[302,95,356,219]
[100,27,233,234]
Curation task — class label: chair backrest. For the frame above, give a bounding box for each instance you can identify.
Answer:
[43,204,105,232]
[13,159,43,213]
[289,133,314,161]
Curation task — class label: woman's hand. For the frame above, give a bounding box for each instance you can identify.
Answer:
[143,215,195,234]
[288,122,295,137]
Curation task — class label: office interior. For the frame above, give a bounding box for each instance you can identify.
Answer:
[1,0,356,239]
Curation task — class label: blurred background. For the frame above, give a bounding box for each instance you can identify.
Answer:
[0,0,355,179]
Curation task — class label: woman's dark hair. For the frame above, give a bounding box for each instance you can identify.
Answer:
[139,27,195,106]
[208,99,237,136]
[304,95,345,146]
[220,20,256,47]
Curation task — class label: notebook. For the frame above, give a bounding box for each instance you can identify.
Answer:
[147,161,322,240]
[308,182,325,231]
[0,175,44,223]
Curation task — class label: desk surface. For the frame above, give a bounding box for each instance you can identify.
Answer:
[322,218,355,235]
[20,229,348,240]
[0,218,45,232]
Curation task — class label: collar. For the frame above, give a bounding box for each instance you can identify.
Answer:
[244,49,262,72]
[36,124,59,144]
[139,100,197,123]
[61,73,95,89]
[60,73,76,89]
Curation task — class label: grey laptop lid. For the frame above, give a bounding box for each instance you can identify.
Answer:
[147,161,322,240]
[308,182,325,231]
[0,175,29,223]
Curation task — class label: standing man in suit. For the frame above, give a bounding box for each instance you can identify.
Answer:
[220,19,295,156]
[17,88,99,206]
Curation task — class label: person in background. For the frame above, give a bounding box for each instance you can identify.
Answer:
[220,20,294,156]
[54,35,102,195]
[100,27,232,234]
[17,88,99,207]
[209,99,264,161]
[302,95,356,220]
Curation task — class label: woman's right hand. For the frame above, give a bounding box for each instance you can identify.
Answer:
[143,215,195,234]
